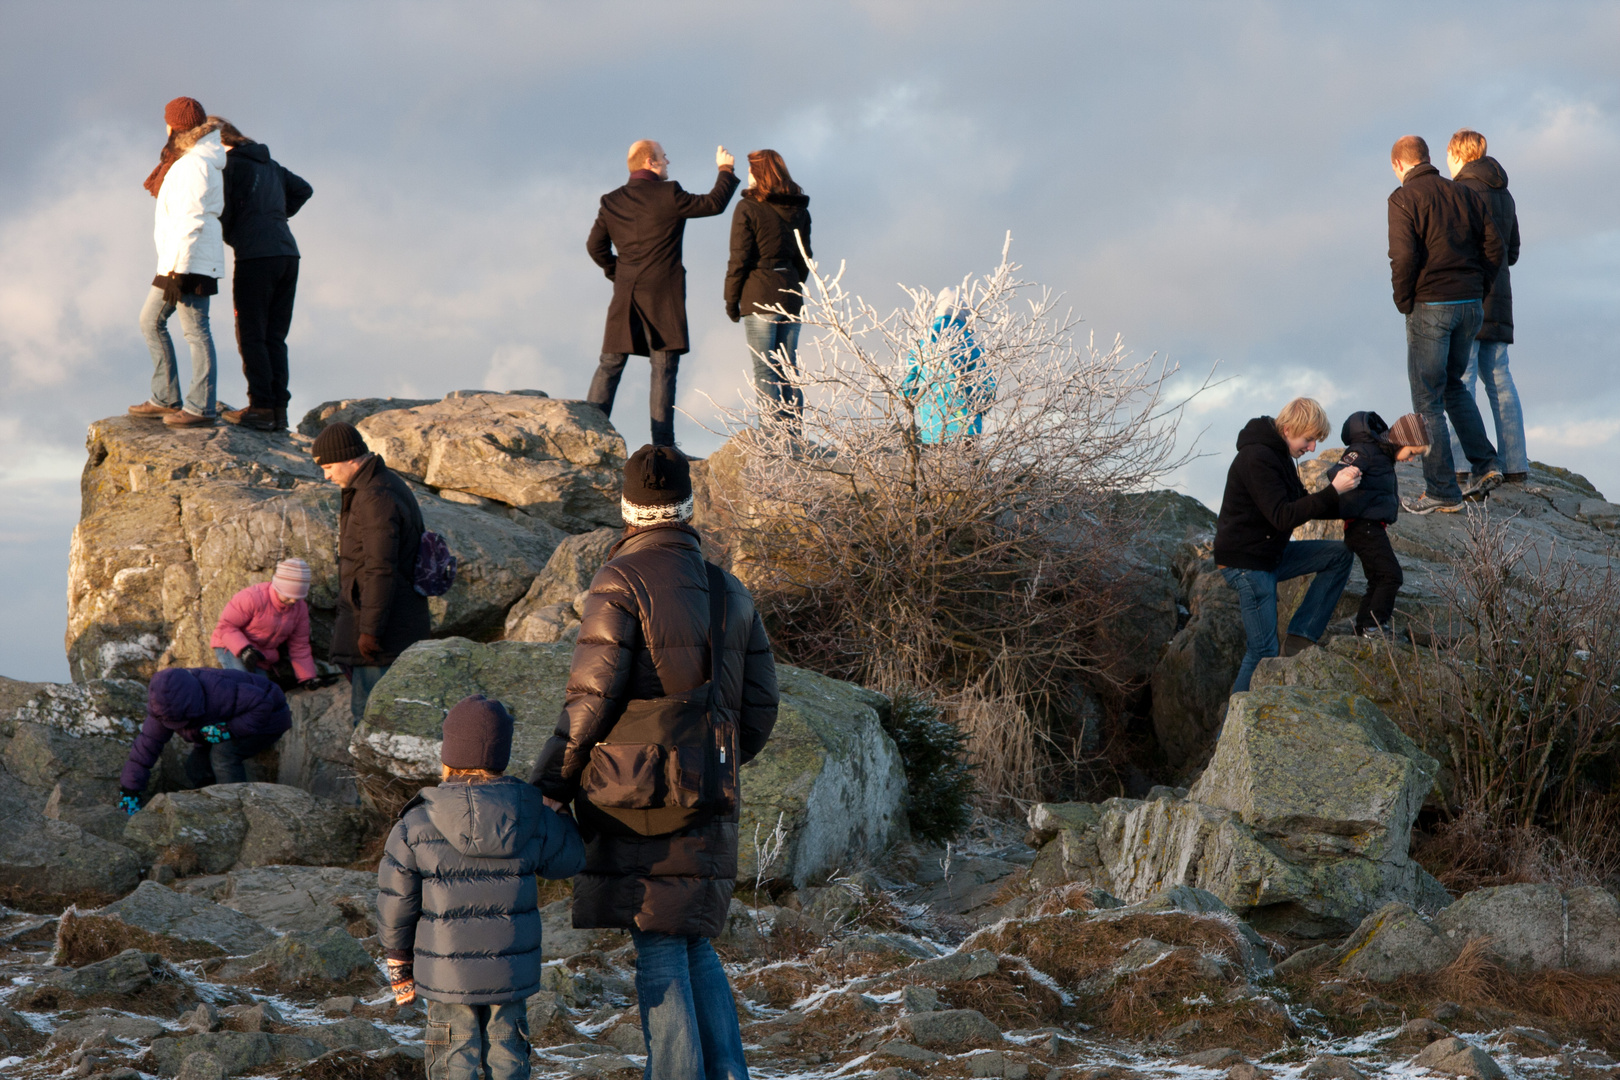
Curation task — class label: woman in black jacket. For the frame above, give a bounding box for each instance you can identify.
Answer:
[724,149,811,429]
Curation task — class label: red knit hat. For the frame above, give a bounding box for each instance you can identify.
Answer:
[164,97,207,131]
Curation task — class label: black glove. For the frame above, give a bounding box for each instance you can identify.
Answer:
[238,646,266,669]
[726,304,742,324]
[298,678,321,691]
[159,273,183,305]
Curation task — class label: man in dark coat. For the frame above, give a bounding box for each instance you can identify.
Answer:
[1213,398,1360,693]
[531,444,778,1079]
[312,422,431,725]
[218,130,312,433]
[117,666,291,811]
[1387,134,1506,514]
[1446,128,1528,482]
[586,140,740,447]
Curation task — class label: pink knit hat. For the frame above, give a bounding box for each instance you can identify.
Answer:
[271,558,312,600]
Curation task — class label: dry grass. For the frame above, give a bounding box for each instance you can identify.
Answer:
[54,909,224,966]
[941,970,1065,1028]
[948,682,1044,812]
[1413,798,1620,894]
[275,1050,420,1080]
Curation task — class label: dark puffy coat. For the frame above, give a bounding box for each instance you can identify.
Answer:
[119,667,290,791]
[220,143,311,260]
[587,169,740,356]
[1453,156,1520,343]
[530,523,779,937]
[1213,417,1342,571]
[1388,162,1505,314]
[377,777,584,1004]
[724,192,812,320]
[331,455,431,666]
[1328,411,1401,524]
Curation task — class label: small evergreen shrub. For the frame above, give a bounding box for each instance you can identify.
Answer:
[883,687,975,843]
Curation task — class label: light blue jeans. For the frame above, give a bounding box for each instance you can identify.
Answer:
[139,285,217,417]
[631,929,749,1080]
[1448,340,1529,475]
[743,313,803,427]
[424,999,530,1080]
[1220,540,1355,693]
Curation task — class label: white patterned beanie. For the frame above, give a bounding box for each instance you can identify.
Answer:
[621,444,693,526]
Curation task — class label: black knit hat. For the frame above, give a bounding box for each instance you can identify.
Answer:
[311,422,368,465]
[440,695,514,773]
[621,444,693,526]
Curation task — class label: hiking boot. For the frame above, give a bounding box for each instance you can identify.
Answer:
[128,400,180,419]
[1463,469,1504,498]
[163,409,217,428]
[273,407,289,432]
[1281,633,1318,657]
[1504,472,1528,484]
[1402,493,1463,515]
[223,406,276,431]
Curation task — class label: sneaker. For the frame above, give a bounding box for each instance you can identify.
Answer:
[1463,469,1504,498]
[223,406,276,431]
[163,409,217,427]
[128,400,180,419]
[1402,493,1463,515]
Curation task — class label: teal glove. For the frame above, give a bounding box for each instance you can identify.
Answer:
[200,724,232,744]
[119,790,142,815]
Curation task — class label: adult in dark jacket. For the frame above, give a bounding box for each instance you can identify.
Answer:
[312,422,431,725]
[1213,399,1360,693]
[586,140,740,447]
[1326,411,1429,636]
[1387,134,1506,513]
[378,696,584,1080]
[724,149,812,428]
[1446,129,1528,480]
[117,666,291,811]
[218,123,312,433]
[531,445,778,1080]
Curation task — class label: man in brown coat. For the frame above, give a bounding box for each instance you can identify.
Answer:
[530,444,777,1078]
[586,140,740,448]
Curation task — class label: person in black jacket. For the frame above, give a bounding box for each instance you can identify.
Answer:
[216,123,312,433]
[312,422,431,725]
[1446,129,1528,482]
[1325,411,1429,637]
[725,149,811,429]
[378,695,584,1080]
[531,445,778,1080]
[1388,134,1506,514]
[1213,399,1361,692]
[586,140,740,448]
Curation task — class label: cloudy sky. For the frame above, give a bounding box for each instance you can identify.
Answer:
[2,2,1616,681]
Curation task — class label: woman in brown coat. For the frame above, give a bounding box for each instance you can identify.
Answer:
[531,445,778,1079]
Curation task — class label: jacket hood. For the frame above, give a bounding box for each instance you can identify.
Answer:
[421,777,537,858]
[1236,416,1290,456]
[1340,410,1390,447]
[148,667,204,724]
[1401,162,1440,185]
[1456,156,1509,189]
[184,129,228,168]
[230,142,271,164]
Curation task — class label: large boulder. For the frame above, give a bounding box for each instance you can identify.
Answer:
[352,637,909,886]
[66,406,573,682]
[1151,560,1246,769]
[296,395,438,437]
[0,809,144,908]
[123,782,365,875]
[214,926,377,990]
[275,683,360,805]
[355,393,626,531]
[57,880,277,962]
[177,864,379,936]
[504,527,620,642]
[1024,687,1447,935]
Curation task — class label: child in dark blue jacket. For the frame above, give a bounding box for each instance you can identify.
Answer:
[1326,411,1429,636]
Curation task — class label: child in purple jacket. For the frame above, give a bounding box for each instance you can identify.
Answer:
[118,666,291,814]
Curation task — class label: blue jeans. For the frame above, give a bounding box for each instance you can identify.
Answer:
[347,664,388,727]
[742,313,803,427]
[139,285,217,417]
[587,350,680,446]
[182,729,283,787]
[631,929,749,1080]
[1220,540,1354,693]
[424,999,530,1080]
[1448,340,1529,475]
[1405,301,1499,500]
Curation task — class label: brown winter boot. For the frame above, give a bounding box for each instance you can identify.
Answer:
[223,405,276,431]
[272,407,289,432]
[1281,633,1318,657]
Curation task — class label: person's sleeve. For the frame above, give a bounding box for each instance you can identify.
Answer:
[212,587,255,657]
[723,204,754,314]
[219,156,240,248]
[376,820,421,962]
[288,602,317,682]
[1479,207,1505,288]
[737,608,779,765]
[1387,192,1421,315]
[119,712,174,793]
[355,489,401,638]
[797,210,812,264]
[586,210,616,280]
[161,156,212,274]
[1244,449,1341,534]
[673,169,741,219]
[535,806,587,880]
[528,566,641,802]
[1507,205,1520,267]
[282,167,313,217]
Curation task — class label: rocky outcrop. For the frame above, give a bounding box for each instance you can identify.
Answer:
[274,683,359,805]
[1151,559,1245,769]
[176,865,378,936]
[1025,686,1447,935]
[352,636,908,886]
[503,526,620,642]
[57,881,277,962]
[123,783,365,875]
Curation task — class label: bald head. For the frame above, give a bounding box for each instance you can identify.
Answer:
[1391,135,1429,170]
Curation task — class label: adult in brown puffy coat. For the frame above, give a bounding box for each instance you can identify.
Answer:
[530,444,777,1079]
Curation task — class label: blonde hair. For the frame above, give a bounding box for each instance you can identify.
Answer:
[1275,397,1330,442]
[441,765,503,782]
[627,139,659,170]
[1448,128,1487,163]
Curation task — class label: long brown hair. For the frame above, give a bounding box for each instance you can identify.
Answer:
[142,115,245,198]
[746,149,801,200]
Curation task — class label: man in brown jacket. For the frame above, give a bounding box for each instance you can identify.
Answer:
[531,444,777,1079]
[586,140,740,448]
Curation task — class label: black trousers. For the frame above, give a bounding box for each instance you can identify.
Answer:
[183,731,284,788]
[587,350,680,446]
[1344,518,1404,632]
[233,255,300,410]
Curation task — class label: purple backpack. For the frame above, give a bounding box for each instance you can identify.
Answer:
[414,530,457,596]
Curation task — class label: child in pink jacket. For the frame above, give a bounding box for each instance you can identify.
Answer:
[211,558,318,686]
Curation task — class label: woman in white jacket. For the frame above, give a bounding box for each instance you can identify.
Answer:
[128,97,227,428]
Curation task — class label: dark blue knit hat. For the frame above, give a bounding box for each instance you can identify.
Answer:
[440,695,514,773]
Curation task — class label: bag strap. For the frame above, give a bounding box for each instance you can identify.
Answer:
[705,562,727,712]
